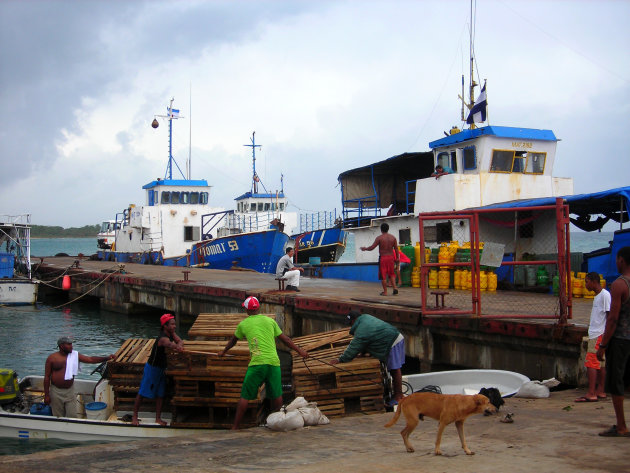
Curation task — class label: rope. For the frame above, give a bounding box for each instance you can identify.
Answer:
[49,268,122,309]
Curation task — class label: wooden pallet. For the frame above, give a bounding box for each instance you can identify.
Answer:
[290,328,352,353]
[187,313,275,341]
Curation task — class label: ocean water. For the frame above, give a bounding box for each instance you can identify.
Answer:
[31,237,97,258]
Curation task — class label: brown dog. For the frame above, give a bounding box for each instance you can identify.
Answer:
[384,392,496,455]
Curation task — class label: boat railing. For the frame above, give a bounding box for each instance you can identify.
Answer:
[298,210,341,232]
[405,180,416,214]
[0,214,31,226]
[342,197,381,228]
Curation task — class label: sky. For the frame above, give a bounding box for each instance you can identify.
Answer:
[1,0,628,227]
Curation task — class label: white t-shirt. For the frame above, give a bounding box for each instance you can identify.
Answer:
[588,288,611,339]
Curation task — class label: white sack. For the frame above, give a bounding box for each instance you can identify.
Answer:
[286,396,309,411]
[266,409,304,431]
[515,380,550,398]
[298,403,330,426]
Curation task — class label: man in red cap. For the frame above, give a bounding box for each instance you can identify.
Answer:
[219,296,309,429]
[132,313,184,426]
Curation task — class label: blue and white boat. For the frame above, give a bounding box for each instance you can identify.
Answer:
[291,210,347,264]
[98,102,320,273]
[0,214,38,305]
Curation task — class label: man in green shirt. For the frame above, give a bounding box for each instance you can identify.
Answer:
[219,296,308,429]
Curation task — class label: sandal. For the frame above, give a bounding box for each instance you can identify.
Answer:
[574,396,598,402]
[380,292,387,296]
[599,425,630,437]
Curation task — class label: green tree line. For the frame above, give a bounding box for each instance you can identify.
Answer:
[31,224,100,238]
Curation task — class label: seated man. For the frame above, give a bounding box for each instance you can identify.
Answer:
[431,164,454,178]
[276,247,304,292]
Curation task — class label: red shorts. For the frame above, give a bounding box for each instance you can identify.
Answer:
[379,254,396,280]
[585,335,604,370]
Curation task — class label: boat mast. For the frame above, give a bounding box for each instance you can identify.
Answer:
[152,98,185,180]
[244,132,261,194]
[468,0,477,130]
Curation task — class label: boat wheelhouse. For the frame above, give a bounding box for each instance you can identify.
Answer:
[0,214,38,305]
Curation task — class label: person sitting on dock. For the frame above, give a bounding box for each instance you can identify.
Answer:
[431,164,453,178]
[575,272,610,403]
[218,296,308,429]
[597,246,630,437]
[44,337,116,418]
[132,313,184,426]
[331,311,405,405]
[360,223,399,296]
[276,247,303,292]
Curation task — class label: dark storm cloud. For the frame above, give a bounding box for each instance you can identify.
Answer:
[0,0,314,186]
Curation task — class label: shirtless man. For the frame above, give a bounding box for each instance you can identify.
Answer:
[361,223,399,296]
[597,246,630,437]
[44,337,115,418]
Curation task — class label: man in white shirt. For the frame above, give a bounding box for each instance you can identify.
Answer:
[276,247,303,292]
[575,272,610,402]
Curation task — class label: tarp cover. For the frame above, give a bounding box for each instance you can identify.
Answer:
[338,152,434,209]
[481,186,630,232]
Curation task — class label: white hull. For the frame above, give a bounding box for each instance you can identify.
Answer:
[0,412,202,441]
[403,369,529,398]
[0,280,38,305]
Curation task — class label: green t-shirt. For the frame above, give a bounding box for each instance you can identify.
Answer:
[234,314,282,366]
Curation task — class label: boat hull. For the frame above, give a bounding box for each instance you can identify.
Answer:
[0,412,201,442]
[192,229,289,273]
[403,369,529,398]
[0,280,38,305]
[292,227,347,264]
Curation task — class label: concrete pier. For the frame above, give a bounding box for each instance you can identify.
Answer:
[34,257,593,385]
[4,389,629,472]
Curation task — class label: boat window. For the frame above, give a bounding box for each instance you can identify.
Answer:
[171,192,180,204]
[200,192,208,204]
[449,151,457,172]
[490,150,515,173]
[463,146,477,170]
[512,152,526,173]
[437,152,450,169]
[279,203,285,211]
[398,228,411,245]
[436,222,452,243]
[184,226,200,241]
[271,203,276,211]
[189,192,199,204]
[161,191,171,204]
[148,190,155,206]
[181,192,189,204]
[525,152,546,174]
[264,203,270,211]
[250,203,256,212]
[257,203,264,212]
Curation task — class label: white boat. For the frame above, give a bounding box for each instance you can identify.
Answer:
[0,376,200,441]
[403,369,530,398]
[0,214,38,305]
[96,219,119,250]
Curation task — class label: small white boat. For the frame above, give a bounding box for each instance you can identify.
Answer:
[0,215,38,305]
[0,376,201,442]
[403,369,530,398]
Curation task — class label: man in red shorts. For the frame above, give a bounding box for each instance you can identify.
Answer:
[361,222,399,296]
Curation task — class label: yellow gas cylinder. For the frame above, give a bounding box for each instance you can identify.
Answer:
[414,243,421,267]
[465,270,472,290]
[438,268,449,289]
[480,271,488,292]
[425,247,431,262]
[600,275,606,290]
[487,272,498,292]
[454,269,462,289]
[572,275,583,298]
[438,247,449,265]
[411,268,421,288]
[429,269,438,289]
[577,272,586,280]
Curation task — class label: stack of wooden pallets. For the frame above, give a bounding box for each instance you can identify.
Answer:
[291,329,385,417]
[109,338,160,412]
[166,313,274,428]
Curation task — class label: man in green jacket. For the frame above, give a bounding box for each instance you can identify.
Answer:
[332,311,405,404]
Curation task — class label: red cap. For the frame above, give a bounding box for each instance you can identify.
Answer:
[242,296,260,311]
[160,313,175,326]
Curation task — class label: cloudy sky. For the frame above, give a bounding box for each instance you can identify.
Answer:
[1,0,628,227]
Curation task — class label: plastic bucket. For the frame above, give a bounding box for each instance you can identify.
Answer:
[85,401,108,420]
[30,403,52,416]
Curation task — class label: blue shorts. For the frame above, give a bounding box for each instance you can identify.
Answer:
[387,339,405,371]
[138,363,166,399]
